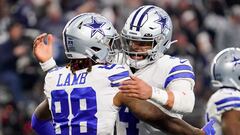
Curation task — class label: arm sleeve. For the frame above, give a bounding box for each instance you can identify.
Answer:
[31,113,55,135]
[39,57,57,72]
[167,79,195,114]
[151,79,195,114]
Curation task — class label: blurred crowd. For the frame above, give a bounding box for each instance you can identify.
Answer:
[0,0,240,134]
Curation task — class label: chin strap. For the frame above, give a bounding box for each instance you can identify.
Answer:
[165,40,178,50]
[211,80,223,88]
[212,78,240,90]
[229,78,240,90]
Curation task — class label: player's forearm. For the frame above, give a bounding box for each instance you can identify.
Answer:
[34,99,52,120]
[119,93,203,135]
[118,92,168,123]
[159,117,205,135]
[222,110,240,135]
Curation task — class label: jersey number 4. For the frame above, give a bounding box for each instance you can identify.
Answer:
[51,87,97,135]
[119,106,140,135]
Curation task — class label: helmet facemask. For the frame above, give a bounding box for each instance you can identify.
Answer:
[105,34,121,63]
[121,33,166,69]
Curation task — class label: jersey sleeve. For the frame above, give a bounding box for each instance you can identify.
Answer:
[164,59,195,89]
[167,79,195,113]
[107,64,131,87]
[43,71,56,98]
[163,58,195,113]
[206,89,240,123]
[213,91,240,115]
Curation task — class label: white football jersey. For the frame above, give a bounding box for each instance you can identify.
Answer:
[116,55,195,135]
[205,88,240,135]
[44,64,130,135]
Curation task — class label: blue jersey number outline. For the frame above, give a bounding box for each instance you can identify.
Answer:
[119,106,139,135]
[51,87,97,135]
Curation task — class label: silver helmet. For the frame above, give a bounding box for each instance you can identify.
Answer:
[62,13,120,63]
[211,47,240,89]
[121,5,176,69]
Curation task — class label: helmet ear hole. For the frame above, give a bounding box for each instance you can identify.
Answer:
[91,47,101,52]
[238,76,240,80]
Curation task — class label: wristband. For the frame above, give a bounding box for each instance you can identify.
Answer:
[150,87,168,105]
[39,57,57,72]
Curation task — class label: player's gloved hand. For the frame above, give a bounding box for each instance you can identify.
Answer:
[202,118,216,135]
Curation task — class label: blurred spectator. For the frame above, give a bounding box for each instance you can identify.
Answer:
[0,20,26,103]
[11,0,37,28]
[204,0,227,50]
[37,1,67,38]
[0,0,11,44]
[215,5,240,51]
[169,31,197,65]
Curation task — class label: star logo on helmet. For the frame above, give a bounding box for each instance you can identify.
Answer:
[154,11,167,31]
[232,56,240,66]
[83,16,106,38]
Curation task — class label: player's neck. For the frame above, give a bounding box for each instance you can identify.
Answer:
[67,59,97,73]
[130,67,138,73]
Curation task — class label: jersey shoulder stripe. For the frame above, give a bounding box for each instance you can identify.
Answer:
[108,71,129,82]
[215,96,240,112]
[169,65,193,74]
[215,97,240,105]
[158,56,195,88]
[108,71,130,87]
[216,103,240,112]
[164,72,195,88]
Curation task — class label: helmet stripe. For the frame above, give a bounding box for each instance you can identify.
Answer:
[63,30,69,52]
[130,6,144,30]
[136,6,155,31]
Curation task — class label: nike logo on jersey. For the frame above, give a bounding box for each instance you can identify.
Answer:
[180,59,187,63]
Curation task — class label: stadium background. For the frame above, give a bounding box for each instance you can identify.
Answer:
[0,0,239,134]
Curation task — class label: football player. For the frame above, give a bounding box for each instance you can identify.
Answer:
[205,47,240,135]
[32,13,132,135]
[31,9,215,134]
[116,5,195,135]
